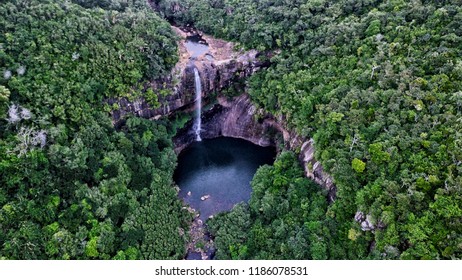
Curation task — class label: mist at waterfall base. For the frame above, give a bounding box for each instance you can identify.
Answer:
[175,138,276,219]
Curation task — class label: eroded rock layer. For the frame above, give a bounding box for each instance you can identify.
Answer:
[109,27,265,126]
[173,94,336,201]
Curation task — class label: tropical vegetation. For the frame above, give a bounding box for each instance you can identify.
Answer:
[156,0,462,259]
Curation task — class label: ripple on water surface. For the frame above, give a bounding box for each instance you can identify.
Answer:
[175,137,276,219]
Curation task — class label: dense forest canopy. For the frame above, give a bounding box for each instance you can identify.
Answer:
[1,0,461,260]
[0,0,189,259]
[155,0,462,259]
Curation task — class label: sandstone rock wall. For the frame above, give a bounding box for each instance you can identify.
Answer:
[173,94,336,201]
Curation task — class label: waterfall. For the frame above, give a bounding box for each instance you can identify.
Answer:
[194,68,202,141]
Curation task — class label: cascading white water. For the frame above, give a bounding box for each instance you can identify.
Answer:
[194,68,202,141]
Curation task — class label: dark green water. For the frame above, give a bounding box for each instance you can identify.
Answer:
[175,137,276,219]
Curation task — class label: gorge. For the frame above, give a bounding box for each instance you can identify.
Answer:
[109,26,336,201]
[2,0,460,261]
[109,25,336,259]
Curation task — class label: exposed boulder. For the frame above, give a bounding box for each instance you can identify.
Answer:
[200,195,211,201]
[355,211,386,232]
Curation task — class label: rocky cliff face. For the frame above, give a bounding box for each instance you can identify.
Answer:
[108,26,336,200]
[174,94,336,201]
[109,27,266,126]
[173,95,276,152]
